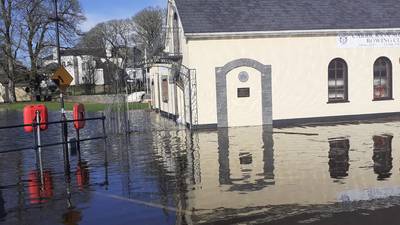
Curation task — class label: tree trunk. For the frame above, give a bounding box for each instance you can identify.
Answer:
[6,52,16,103]
[2,82,10,103]
[7,78,16,103]
[30,58,40,101]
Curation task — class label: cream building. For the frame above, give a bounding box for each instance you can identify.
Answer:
[150,0,400,129]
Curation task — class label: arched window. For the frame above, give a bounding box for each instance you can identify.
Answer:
[373,57,392,100]
[328,58,348,102]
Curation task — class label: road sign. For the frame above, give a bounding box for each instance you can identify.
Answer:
[51,66,73,90]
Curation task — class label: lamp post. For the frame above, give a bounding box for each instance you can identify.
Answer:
[54,0,70,176]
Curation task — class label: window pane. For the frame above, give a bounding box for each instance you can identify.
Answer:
[336,89,345,99]
[328,69,335,80]
[162,78,169,102]
[336,62,343,70]
[328,59,347,101]
[373,57,392,99]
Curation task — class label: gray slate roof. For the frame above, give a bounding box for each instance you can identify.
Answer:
[61,48,106,58]
[174,0,400,33]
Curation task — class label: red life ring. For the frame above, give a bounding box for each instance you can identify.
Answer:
[73,103,85,130]
[23,104,48,133]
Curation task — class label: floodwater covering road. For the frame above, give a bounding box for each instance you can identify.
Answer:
[0,110,400,224]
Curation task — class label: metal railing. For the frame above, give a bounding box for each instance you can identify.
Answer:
[0,114,108,187]
[0,115,107,153]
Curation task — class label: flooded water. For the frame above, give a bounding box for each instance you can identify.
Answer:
[1,109,400,224]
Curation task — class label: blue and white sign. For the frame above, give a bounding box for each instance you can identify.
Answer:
[337,33,400,48]
[337,187,400,202]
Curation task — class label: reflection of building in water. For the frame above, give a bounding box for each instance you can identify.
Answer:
[217,126,275,191]
[373,135,393,180]
[151,129,199,225]
[328,138,350,179]
[184,126,275,215]
[180,126,274,224]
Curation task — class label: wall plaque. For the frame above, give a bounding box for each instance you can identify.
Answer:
[237,88,250,98]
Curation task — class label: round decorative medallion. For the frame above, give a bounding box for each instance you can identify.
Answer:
[238,71,249,82]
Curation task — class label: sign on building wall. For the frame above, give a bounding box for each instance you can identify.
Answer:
[337,33,400,48]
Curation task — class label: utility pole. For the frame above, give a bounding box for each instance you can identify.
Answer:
[144,48,149,94]
[54,0,70,176]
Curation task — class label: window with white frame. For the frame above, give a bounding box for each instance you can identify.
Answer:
[328,58,348,102]
[373,57,392,100]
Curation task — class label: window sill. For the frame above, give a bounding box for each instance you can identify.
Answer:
[327,100,350,104]
[372,98,394,102]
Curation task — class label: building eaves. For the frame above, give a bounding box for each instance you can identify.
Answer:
[174,0,400,34]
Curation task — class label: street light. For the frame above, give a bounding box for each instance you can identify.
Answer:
[53,0,70,177]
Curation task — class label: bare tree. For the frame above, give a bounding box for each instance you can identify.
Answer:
[21,0,84,99]
[79,19,134,93]
[51,0,85,46]
[132,6,165,59]
[0,0,23,102]
[78,7,166,95]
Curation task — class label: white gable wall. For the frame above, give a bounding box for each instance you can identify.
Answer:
[186,35,400,125]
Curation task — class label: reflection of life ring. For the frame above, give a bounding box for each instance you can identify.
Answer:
[76,161,89,190]
[23,105,48,133]
[73,103,85,130]
[28,170,53,204]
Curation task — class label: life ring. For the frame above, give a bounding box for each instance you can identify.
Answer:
[23,104,48,133]
[73,103,85,130]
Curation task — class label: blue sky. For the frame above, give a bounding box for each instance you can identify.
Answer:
[80,0,166,31]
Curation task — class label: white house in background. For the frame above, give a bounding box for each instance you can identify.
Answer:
[42,48,106,85]
[42,47,144,87]
[149,0,400,129]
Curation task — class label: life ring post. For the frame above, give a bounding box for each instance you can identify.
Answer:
[35,110,44,188]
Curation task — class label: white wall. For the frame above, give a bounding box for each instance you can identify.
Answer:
[150,65,171,112]
[0,83,5,103]
[149,64,189,125]
[44,55,105,86]
[186,35,400,125]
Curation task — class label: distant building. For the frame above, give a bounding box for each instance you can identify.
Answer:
[42,48,107,86]
[42,46,143,87]
[150,0,400,129]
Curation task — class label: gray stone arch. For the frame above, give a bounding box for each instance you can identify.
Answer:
[215,58,272,127]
